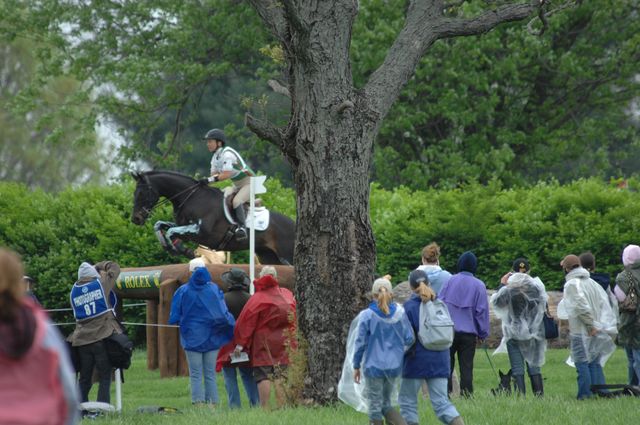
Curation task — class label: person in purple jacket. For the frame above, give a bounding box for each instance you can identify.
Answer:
[439,251,489,397]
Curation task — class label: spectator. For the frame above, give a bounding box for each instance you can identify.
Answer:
[0,248,79,425]
[415,242,452,296]
[491,258,547,396]
[68,260,122,405]
[233,266,296,409]
[169,258,235,405]
[579,251,611,293]
[400,270,464,425]
[439,251,489,397]
[352,277,414,425]
[217,268,259,408]
[557,254,617,400]
[23,275,40,304]
[613,245,640,387]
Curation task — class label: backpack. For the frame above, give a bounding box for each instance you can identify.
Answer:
[418,299,454,351]
[105,332,134,370]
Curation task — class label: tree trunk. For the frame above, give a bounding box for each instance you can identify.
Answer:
[282,3,378,403]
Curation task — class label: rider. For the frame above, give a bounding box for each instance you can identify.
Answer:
[199,128,255,240]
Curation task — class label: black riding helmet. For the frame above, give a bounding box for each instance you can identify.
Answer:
[203,128,226,144]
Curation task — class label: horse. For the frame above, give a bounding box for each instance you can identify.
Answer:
[131,170,295,265]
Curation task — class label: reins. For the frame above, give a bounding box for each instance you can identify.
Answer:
[142,181,201,217]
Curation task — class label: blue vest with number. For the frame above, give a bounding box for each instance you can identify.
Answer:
[70,279,111,321]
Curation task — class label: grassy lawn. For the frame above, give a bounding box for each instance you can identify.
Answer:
[86,347,636,424]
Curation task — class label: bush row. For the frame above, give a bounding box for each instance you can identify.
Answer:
[1,178,638,322]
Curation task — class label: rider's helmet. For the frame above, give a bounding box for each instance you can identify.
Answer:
[203,128,226,145]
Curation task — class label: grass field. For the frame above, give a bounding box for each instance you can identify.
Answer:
[86,347,636,424]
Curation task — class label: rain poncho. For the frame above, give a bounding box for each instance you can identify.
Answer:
[168,267,235,352]
[233,274,296,367]
[338,302,414,414]
[491,273,547,367]
[557,267,618,366]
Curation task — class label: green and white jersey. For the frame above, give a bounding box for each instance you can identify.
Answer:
[210,146,254,181]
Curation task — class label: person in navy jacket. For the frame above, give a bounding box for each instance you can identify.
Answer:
[399,269,464,425]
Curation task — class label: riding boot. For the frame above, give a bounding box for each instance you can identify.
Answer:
[383,408,407,425]
[530,374,544,397]
[513,375,526,396]
[233,206,248,240]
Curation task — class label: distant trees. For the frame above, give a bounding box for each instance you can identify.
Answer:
[0,39,104,191]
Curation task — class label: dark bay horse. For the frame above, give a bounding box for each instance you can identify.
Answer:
[131,170,295,265]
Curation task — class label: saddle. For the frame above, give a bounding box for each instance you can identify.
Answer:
[223,193,270,231]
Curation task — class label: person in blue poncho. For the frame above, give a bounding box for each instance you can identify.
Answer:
[352,278,415,425]
[169,259,235,405]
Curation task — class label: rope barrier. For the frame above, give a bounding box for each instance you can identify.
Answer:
[52,321,179,328]
[45,303,148,313]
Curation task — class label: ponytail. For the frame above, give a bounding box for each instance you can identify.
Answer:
[416,282,436,303]
[376,286,393,315]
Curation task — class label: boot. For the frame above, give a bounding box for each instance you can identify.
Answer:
[383,408,407,425]
[513,375,526,396]
[369,420,384,425]
[530,374,544,397]
[233,206,248,240]
[449,416,465,425]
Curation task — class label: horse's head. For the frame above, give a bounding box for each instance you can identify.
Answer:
[131,172,160,225]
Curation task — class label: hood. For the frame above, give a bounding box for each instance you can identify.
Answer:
[0,301,36,359]
[565,266,590,281]
[77,262,100,282]
[188,267,212,289]
[368,300,397,318]
[457,251,477,274]
[254,274,279,291]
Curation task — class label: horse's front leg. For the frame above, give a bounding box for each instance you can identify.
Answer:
[164,220,202,259]
[153,220,197,258]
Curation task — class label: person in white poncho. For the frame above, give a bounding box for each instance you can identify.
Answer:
[491,258,547,396]
[557,254,618,400]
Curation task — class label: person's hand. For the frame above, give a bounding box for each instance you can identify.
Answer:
[588,327,599,337]
[500,272,512,285]
[198,178,209,186]
[233,345,243,356]
[353,368,361,384]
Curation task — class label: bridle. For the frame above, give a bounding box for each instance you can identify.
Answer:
[137,178,201,219]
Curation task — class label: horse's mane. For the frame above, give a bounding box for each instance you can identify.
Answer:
[144,169,196,181]
[142,169,222,195]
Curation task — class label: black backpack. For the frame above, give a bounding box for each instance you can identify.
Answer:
[105,332,133,370]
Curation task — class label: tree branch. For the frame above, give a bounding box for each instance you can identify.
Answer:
[247,0,288,42]
[268,79,291,98]
[245,113,286,148]
[364,0,538,122]
[437,1,538,38]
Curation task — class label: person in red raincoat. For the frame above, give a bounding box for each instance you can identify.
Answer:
[232,266,296,409]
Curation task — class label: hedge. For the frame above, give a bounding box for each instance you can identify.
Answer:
[1,177,639,339]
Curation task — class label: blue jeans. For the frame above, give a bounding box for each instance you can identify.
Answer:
[399,377,459,424]
[365,376,395,421]
[185,349,219,404]
[222,366,259,408]
[506,339,541,377]
[575,359,605,400]
[625,347,640,385]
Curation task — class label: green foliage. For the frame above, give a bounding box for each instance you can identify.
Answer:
[355,0,640,189]
[371,179,640,290]
[0,38,104,191]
